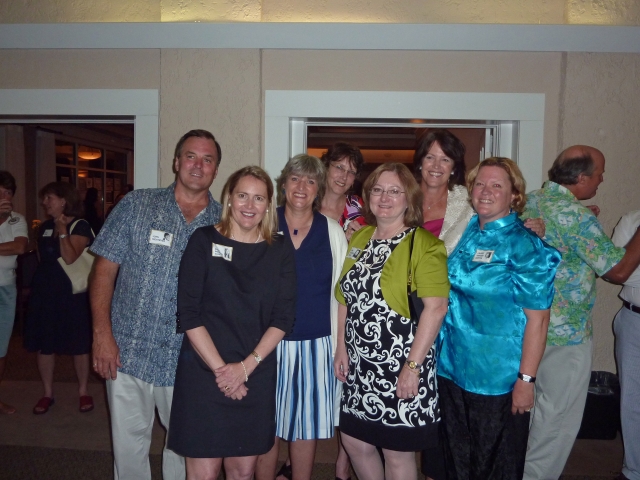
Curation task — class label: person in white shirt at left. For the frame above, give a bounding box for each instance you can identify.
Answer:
[0,171,28,414]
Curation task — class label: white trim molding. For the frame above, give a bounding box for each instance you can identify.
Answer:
[0,89,160,189]
[1,23,640,52]
[264,90,545,191]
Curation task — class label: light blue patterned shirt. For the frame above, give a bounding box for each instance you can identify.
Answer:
[90,184,221,386]
[438,213,560,395]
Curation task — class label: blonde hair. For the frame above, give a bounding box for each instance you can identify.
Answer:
[361,163,423,227]
[466,157,527,214]
[218,166,277,245]
[275,154,327,211]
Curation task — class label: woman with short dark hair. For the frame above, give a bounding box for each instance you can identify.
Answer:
[24,182,95,415]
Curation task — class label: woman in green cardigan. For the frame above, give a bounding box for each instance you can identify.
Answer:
[333,163,450,480]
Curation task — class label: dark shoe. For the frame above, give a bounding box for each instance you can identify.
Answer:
[79,395,94,413]
[276,463,292,480]
[33,397,55,415]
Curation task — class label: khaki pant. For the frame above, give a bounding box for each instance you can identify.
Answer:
[523,340,592,480]
[106,372,185,480]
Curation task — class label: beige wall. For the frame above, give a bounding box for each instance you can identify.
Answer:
[0,50,161,89]
[560,52,640,371]
[159,49,262,198]
[1,45,639,371]
[3,0,640,24]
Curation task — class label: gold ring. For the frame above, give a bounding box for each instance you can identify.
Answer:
[224,386,230,391]
[409,394,415,398]
[525,409,531,412]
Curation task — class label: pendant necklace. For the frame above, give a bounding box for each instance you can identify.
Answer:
[425,191,448,210]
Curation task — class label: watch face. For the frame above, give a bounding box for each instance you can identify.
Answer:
[407,361,418,369]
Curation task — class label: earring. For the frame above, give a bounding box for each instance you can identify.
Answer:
[451,171,454,176]
[228,203,231,207]
[266,209,269,213]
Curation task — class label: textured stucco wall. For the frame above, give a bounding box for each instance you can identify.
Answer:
[0,0,159,22]
[561,52,640,372]
[161,0,261,22]
[262,50,563,175]
[159,49,261,200]
[0,50,161,89]
[261,0,564,23]
[567,0,640,25]
[5,0,640,24]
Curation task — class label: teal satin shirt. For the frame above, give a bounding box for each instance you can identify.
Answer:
[438,213,560,395]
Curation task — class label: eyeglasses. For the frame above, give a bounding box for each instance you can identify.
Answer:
[330,163,357,178]
[369,187,405,198]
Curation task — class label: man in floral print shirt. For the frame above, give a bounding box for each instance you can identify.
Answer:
[521,145,640,480]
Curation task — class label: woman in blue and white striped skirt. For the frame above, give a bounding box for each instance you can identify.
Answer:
[255,154,348,480]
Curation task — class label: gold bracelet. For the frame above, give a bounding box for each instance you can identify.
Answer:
[251,350,262,364]
[240,360,248,382]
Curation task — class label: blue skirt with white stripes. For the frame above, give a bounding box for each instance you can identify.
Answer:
[275,335,340,441]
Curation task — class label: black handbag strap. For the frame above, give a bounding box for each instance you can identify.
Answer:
[407,229,421,324]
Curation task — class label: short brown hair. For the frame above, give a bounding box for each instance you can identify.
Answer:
[0,171,17,195]
[218,166,277,245]
[39,182,84,218]
[173,129,222,165]
[320,142,365,176]
[276,154,327,211]
[362,163,423,227]
[466,157,527,214]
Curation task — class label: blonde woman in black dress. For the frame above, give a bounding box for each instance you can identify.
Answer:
[168,166,296,480]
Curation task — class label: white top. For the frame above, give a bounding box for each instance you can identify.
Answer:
[0,212,28,286]
[612,209,640,305]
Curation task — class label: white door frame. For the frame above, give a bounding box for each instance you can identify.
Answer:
[264,90,545,191]
[0,89,160,189]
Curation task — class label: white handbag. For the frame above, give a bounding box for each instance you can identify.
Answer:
[57,219,96,294]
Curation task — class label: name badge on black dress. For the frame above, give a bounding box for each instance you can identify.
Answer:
[212,243,233,261]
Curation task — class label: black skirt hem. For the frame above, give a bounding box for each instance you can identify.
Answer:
[340,412,439,452]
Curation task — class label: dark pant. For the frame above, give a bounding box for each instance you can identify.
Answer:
[438,376,530,480]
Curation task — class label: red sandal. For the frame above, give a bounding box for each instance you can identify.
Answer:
[33,397,55,415]
[79,395,94,413]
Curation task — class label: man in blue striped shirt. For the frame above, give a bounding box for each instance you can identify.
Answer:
[90,130,223,480]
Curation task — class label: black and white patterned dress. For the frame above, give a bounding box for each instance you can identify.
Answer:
[339,229,440,451]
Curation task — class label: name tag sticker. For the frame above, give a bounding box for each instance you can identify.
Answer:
[346,247,362,260]
[149,229,173,247]
[43,229,53,237]
[212,243,233,261]
[473,249,495,263]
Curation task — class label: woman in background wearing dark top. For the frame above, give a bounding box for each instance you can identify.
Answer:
[168,166,296,480]
[82,187,103,234]
[24,182,95,415]
[256,154,348,480]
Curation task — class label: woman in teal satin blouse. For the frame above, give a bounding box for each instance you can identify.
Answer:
[437,157,561,479]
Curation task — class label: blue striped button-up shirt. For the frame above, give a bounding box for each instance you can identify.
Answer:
[91,184,221,386]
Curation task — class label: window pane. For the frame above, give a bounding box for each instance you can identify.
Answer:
[55,140,75,166]
[106,150,128,172]
[56,166,75,185]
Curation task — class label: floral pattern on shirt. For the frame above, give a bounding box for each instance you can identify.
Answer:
[90,184,221,386]
[522,181,624,346]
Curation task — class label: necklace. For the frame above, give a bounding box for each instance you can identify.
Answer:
[372,224,405,240]
[231,232,261,243]
[424,190,448,210]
